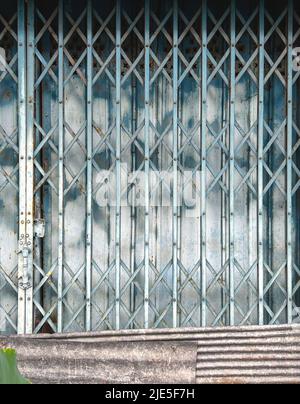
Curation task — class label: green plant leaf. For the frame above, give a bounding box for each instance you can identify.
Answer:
[0,348,30,384]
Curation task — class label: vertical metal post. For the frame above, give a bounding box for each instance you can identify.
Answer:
[258,0,265,325]
[221,57,229,325]
[229,0,236,326]
[24,0,35,335]
[200,0,207,327]
[17,0,28,334]
[287,0,293,324]
[129,34,137,324]
[41,29,53,328]
[58,0,64,333]
[86,0,93,332]
[144,0,150,329]
[115,0,122,330]
[33,46,42,321]
[172,0,179,328]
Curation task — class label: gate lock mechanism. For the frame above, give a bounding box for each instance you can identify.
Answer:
[18,247,31,290]
[34,218,45,238]
[18,219,45,290]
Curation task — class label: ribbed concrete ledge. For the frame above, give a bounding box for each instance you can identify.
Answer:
[1,325,300,384]
[1,335,197,384]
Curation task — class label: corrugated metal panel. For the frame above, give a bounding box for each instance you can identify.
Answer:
[1,325,300,384]
[196,325,300,384]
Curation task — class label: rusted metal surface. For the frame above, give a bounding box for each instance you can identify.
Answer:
[1,324,299,384]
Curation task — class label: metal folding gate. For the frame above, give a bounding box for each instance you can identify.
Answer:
[0,0,299,335]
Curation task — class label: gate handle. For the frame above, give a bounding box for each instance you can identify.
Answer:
[18,247,31,290]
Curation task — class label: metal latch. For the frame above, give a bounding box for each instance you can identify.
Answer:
[34,218,45,238]
[18,247,31,290]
